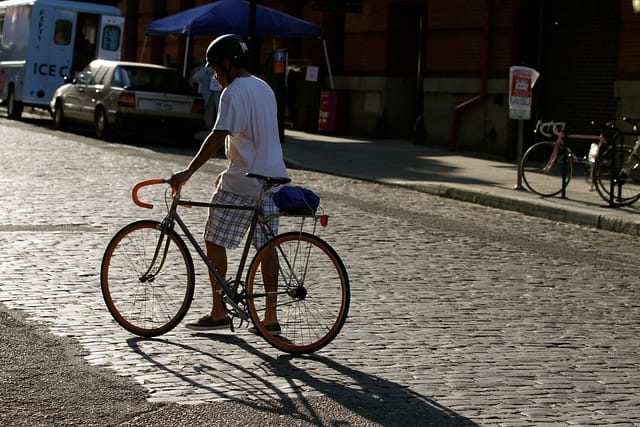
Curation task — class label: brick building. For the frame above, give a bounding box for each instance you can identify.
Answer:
[109,0,640,159]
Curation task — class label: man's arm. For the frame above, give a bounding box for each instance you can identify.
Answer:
[169,129,229,188]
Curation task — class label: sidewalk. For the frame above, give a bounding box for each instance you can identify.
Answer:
[282,130,640,236]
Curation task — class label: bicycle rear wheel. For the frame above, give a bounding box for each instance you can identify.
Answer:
[593,145,640,206]
[101,220,195,337]
[521,141,572,197]
[246,231,350,354]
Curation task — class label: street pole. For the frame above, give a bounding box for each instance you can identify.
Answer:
[248,0,259,73]
[514,119,524,190]
[413,12,426,145]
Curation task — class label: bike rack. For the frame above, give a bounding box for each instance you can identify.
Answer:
[609,129,625,207]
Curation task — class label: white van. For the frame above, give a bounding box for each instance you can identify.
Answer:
[0,0,124,119]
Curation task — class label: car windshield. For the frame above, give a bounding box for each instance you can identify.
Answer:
[113,66,196,94]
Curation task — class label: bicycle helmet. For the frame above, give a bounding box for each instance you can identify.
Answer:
[205,34,249,68]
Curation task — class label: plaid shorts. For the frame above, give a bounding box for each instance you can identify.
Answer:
[203,189,279,250]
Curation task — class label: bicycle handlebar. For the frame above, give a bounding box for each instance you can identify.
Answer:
[535,120,566,138]
[132,179,166,209]
[131,174,289,210]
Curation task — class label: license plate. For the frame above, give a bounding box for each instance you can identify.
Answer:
[156,101,173,111]
[138,99,174,111]
[138,99,189,113]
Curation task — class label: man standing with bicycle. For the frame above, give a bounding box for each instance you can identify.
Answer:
[169,34,288,332]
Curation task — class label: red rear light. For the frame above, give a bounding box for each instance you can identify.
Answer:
[118,92,136,108]
[192,98,205,114]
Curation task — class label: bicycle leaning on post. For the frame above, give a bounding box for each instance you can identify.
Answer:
[100,175,350,354]
[519,120,615,199]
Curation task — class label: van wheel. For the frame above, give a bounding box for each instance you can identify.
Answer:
[52,100,66,130]
[7,87,23,120]
[94,107,110,139]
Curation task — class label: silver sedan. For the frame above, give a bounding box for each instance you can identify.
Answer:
[50,59,205,140]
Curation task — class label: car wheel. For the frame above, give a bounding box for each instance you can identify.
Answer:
[94,107,110,139]
[52,100,66,130]
[7,87,23,120]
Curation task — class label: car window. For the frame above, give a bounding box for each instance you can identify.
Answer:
[76,70,92,85]
[92,66,109,85]
[111,67,127,88]
[118,66,196,94]
[74,62,103,85]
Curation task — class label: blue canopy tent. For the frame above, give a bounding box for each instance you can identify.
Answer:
[146,0,322,38]
[142,0,332,86]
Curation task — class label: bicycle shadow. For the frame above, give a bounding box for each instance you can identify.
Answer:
[126,335,476,426]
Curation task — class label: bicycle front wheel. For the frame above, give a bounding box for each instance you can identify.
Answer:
[101,220,195,337]
[593,145,640,206]
[521,141,572,197]
[246,232,350,354]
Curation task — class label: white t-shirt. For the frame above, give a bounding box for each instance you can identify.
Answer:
[213,75,288,197]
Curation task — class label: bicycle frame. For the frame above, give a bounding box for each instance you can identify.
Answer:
[535,120,610,198]
[607,117,640,206]
[132,178,323,326]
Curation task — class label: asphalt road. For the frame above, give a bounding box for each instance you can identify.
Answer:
[0,115,639,426]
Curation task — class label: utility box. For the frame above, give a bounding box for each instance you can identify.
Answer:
[318,89,348,133]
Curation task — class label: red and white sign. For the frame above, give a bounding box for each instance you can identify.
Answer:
[509,66,539,120]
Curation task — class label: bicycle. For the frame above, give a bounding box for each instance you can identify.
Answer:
[100,174,350,354]
[520,120,613,198]
[591,116,640,206]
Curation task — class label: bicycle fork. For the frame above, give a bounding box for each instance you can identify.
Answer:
[139,225,173,283]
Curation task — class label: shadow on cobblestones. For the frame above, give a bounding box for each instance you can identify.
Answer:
[127,336,475,426]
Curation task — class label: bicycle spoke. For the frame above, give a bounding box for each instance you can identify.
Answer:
[246,232,349,354]
[594,145,640,206]
[101,221,195,337]
[521,141,571,197]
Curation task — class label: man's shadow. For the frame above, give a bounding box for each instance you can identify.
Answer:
[127,334,476,426]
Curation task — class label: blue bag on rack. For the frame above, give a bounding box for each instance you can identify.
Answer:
[273,186,320,214]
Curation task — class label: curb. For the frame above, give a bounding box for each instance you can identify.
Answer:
[285,156,640,237]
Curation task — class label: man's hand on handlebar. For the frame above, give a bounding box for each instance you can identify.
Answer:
[169,169,191,191]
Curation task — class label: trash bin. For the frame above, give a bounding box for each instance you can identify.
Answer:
[318,89,348,133]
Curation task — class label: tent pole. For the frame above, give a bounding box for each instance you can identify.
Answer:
[139,36,147,62]
[183,35,191,77]
[321,38,334,89]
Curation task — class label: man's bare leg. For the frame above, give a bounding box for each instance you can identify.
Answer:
[206,241,228,320]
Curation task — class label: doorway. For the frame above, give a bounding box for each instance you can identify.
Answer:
[537,1,620,128]
[72,13,99,73]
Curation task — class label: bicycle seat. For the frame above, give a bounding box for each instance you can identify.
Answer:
[246,173,291,187]
[589,120,616,129]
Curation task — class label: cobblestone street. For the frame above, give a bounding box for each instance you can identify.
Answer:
[1,119,639,426]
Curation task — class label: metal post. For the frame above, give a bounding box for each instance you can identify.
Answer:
[248,0,258,72]
[514,119,525,190]
[413,13,426,145]
[321,39,334,89]
[182,35,190,78]
[561,142,568,199]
